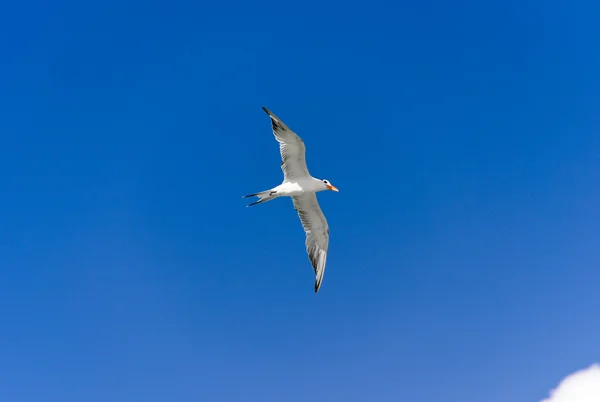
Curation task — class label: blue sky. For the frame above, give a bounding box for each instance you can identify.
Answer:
[1,0,599,401]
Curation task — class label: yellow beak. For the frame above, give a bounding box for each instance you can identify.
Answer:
[327,184,339,192]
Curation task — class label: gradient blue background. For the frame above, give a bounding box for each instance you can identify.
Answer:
[1,0,599,401]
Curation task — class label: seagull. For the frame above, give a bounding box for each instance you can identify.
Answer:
[243,107,339,293]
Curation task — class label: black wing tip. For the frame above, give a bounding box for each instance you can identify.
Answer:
[262,107,280,124]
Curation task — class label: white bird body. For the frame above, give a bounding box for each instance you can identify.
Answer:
[243,107,339,293]
[271,178,328,197]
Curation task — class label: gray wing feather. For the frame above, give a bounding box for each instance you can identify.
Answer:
[262,107,310,180]
[291,193,330,292]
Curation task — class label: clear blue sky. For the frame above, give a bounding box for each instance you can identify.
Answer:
[1,0,599,401]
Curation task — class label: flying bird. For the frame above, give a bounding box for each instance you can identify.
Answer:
[243,107,339,293]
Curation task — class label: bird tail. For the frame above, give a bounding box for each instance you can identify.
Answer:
[242,189,278,207]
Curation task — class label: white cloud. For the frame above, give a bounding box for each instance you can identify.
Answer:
[542,364,600,402]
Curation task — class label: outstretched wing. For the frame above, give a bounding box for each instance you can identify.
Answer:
[291,193,330,292]
[262,107,310,181]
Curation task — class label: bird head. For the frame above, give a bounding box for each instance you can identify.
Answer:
[322,179,339,192]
